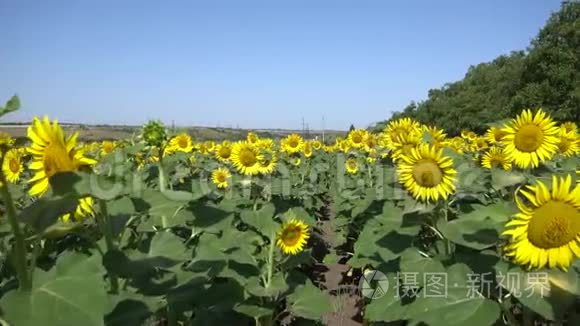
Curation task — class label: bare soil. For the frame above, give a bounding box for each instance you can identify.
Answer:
[314,194,364,326]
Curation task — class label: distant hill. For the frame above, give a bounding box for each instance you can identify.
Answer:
[0,123,345,142]
[374,2,579,135]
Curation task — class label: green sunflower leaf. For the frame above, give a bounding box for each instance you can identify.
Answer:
[1,253,108,326]
[287,280,333,321]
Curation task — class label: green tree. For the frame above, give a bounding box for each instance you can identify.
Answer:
[511,1,580,122]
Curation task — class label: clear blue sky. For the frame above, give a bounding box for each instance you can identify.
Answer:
[0,0,562,130]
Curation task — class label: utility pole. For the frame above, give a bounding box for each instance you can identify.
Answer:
[302,117,305,136]
[322,115,326,143]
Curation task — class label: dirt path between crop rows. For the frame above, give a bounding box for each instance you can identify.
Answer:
[315,194,363,326]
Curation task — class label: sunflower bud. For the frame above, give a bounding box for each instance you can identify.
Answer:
[141,120,167,147]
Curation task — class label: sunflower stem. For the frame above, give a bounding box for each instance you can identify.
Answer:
[28,239,42,286]
[98,199,119,294]
[265,231,276,288]
[260,234,276,326]
[0,152,31,291]
[158,159,167,193]
[442,202,452,256]
[0,181,31,291]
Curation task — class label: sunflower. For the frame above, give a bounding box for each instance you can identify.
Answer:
[345,158,359,174]
[366,150,378,164]
[134,152,146,170]
[502,175,580,270]
[16,146,28,156]
[311,140,322,150]
[461,130,477,141]
[256,138,274,150]
[202,141,215,153]
[291,157,301,167]
[231,141,263,175]
[502,109,559,169]
[481,146,512,170]
[211,167,231,189]
[91,142,101,153]
[247,132,259,144]
[323,144,336,153]
[148,147,161,163]
[556,128,579,157]
[82,142,98,155]
[80,143,92,155]
[338,139,351,153]
[100,141,116,156]
[303,142,313,158]
[423,125,446,140]
[384,118,422,146]
[281,134,304,154]
[258,152,277,175]
[390,132,421,162]
[215,141,232,162]
[423,126,447,149]
[485,126,508,144]
[61,197,95,223]
[561,122,577,135]
[276,219,310,255]
[2,148,23,183]
[446,137,466,154]
[168,133,193,153]
[0,131,15,148]
[363,133,378,152]
[27,117,96,196]
[348,129,368,149]
[194,142,206,155]
[376,133,388,148]
[469,137,489,152]
[397,144,457,202]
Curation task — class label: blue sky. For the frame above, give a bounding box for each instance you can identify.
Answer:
[0,0,562,130]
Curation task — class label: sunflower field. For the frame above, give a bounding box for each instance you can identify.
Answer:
[0,95,579,326]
